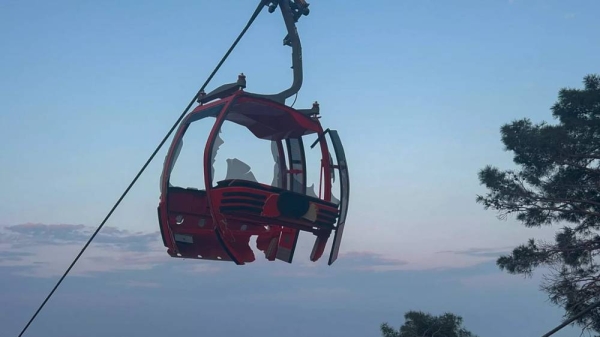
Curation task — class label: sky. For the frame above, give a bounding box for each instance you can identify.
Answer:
[1,0,599,336]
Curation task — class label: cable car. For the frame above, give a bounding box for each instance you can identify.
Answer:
[157,0,349,265]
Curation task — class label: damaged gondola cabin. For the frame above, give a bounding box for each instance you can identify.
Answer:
[157,0,350,266]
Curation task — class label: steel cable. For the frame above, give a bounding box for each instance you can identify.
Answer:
[17,1,268,335]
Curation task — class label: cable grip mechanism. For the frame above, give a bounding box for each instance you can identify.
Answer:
[267,0,310,21]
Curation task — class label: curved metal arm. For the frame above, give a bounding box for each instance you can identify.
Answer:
[246,0,306,104]
[197,0,308,106]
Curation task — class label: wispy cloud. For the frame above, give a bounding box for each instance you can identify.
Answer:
[330,248,505,272]
[436,246,513,258]
[0,224,513,280]
[336,251,409,271]
[0,223,169,278]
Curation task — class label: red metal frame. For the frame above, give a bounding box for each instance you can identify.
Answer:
[158,90,346,265]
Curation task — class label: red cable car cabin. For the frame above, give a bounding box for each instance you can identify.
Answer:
[157,87,349,266]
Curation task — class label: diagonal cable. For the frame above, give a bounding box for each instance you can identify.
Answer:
[17,1,267,336]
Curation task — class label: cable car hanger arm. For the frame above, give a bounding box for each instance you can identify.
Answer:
[257,0,307,103]
[198,0,308,105]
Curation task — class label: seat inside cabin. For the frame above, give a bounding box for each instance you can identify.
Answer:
[215,157,338,209]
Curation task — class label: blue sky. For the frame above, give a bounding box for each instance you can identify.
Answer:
[1,0,599,336]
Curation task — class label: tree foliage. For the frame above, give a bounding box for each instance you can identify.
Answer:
[380,311,478,337]
[477,74,600,334]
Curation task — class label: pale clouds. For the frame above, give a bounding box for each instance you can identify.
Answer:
[331,247,506,272]
[0,223,169,278]
[435,246,513,262]
[0,223,511,279]
[336,251,409,271]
